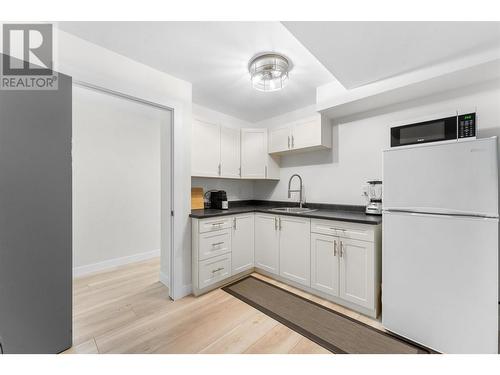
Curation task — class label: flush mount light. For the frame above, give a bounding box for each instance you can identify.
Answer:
[248,53,291,92]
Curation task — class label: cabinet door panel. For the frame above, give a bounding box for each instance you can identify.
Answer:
[198,253,231,289]
[291,118,321,150]
[311,233,339,296]
[241,129,266,178]
[269,127,291,154]
[192,119,220,177]
[339,238,374,309]
[199,229,231,261]
[231,214,254,274]
[199,217,232,233]
[220,126,240,178]
[254,214,279,274]
[279,216,310,286]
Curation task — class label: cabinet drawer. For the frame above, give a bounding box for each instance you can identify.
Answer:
[198,253,231,289]
[199,229,231,260]
[199,217,232,233]
[311,219,375,242]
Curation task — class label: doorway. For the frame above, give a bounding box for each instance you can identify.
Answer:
[72,82,174,298]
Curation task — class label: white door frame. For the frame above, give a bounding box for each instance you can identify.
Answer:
[72,80,175,299]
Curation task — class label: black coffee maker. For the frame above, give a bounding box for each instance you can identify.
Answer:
[209,190,228,210]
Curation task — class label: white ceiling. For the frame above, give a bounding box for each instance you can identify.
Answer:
[283,21,500,89]
[58,21,500,122]
[57,21,335,122]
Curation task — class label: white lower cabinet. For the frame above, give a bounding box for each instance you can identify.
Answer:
[310,219,380,315]
[199,229,231,261]
[279,215,310,286]
[339,238,374,309]
[192,214,254,294]
[198,253,231,289]
[311,233,339,296]
[254,213,310,283]
[231,214,254,274]
[193,214,381,317]
[311,233,375,306]
[254,214,280,274]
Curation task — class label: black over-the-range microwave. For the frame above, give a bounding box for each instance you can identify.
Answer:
[390,112,476,147]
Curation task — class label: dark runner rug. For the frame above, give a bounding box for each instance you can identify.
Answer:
[223,276,433,354]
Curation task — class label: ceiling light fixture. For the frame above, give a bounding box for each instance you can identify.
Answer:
[248,53,291,92]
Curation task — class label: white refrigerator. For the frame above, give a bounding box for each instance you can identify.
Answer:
[382,137,499,354]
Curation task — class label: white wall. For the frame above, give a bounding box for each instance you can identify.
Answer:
[191,104,255,201]
[57,30,193,298]
[253,104,317,129]
[72,86,163,274]
[193,103,252,129]
[191,177,254,202]
[254,81,500,206]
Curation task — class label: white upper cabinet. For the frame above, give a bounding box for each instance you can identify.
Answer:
[192,118,220,177]
[292,117,324,150]
[269,126,292,154]
[191,119,241,179]
[241,128,265,178]
[220,126,240,178]
[268,114,332,155]
[192,120,279,180]
[241,128,279,180]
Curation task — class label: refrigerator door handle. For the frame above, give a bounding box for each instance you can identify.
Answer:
[384,207,499,219]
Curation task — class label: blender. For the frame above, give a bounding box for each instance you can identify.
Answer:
[365,180,383,215]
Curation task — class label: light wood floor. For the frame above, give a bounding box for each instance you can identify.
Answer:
[65,257,384,354]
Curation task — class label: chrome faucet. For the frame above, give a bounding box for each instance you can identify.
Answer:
[288,174,304,208]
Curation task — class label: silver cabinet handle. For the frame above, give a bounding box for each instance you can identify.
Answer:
[291,135,295,148]
[334,240,337,256]
[212,242,224,247]
[211,267,224,273]
[218,163,221,176]
[339,241,344,258]
[239,167,241,177]
[233,217,237,230]
[211,222,223,226]
[288,135,290,149]
[265,165,268,178]
[278,217,282,231]
[274,217,278,230]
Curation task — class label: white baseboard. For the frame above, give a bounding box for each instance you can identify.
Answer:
[73,249,160,278]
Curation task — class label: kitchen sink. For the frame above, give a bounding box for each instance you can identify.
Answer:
[269,207,317,214]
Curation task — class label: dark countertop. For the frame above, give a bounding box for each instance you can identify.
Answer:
[190,200,382,225]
